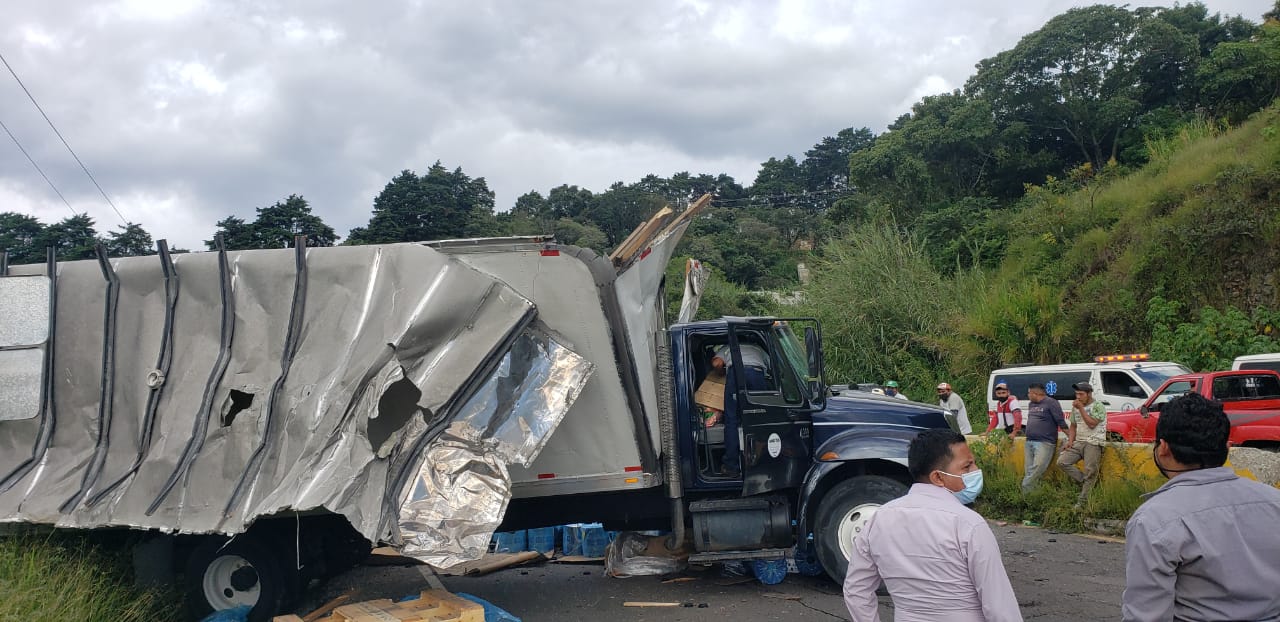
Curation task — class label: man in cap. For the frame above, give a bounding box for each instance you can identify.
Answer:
[1122,393,1280,621]
[937,382,972,434]
[986,382,1022,436]
[1058,381,1107,505]
[884,380,909,401]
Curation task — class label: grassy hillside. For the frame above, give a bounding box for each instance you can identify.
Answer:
[770,105,1280,404]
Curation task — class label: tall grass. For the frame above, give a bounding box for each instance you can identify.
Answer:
[791,223,967,402]
[968,434,1163,533]
[0,534,174,622]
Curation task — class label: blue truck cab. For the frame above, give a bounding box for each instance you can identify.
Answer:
[667,317,958,580]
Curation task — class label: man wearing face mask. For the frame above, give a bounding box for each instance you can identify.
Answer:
[1122,393,1280,622]
[844,429,1022,622]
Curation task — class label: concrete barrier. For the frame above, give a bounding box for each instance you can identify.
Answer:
[966,435,1280,487]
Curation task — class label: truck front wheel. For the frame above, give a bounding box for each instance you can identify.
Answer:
[812,475,908,583]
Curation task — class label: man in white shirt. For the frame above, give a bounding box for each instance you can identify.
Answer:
[844,428,1022,621]
[938,382,972,434]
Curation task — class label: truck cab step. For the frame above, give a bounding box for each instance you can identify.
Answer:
[687,548,788,564]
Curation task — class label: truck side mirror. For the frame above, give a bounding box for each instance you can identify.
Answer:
[1139,404,1150,418]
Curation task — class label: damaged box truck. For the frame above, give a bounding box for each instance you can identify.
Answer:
[0,195,958,619]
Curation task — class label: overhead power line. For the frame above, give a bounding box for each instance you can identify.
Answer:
[0,51,128,226]
[0,116,77,216]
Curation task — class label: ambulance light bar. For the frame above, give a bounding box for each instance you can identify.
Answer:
[1094,353,1149,363]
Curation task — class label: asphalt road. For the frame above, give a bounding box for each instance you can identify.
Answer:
[301,522,1127,621]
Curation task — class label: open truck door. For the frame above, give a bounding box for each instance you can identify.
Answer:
[726,318,821,497]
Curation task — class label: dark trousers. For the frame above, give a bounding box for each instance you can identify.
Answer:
[722,366,768,473]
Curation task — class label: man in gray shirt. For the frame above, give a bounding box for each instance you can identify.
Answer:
[1021,383,1067,494]
[1122,393,1280,621]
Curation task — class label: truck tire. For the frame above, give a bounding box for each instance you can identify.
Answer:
[812,475,908,583]
[184,534,295,622]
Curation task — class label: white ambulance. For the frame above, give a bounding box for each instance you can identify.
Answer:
[1232,353,1280,373]
[985,355,1191,429]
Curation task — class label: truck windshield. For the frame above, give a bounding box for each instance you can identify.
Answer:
[774,323,813,399]
[1134,365,1190,390]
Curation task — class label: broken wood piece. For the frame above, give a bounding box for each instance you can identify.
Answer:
[661,577,697,584]
[714,576,756,586]
[549,555,605,564]
[271,616,305,622]
[657,193,713,239]
[302,589,356,622]
[761,592,803,601]
[464,550,544,576]
[623,601,682,607]
[609,206,674,267]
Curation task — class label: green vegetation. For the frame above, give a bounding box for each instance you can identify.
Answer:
[968,435,1163,533]
[0,534,173,622]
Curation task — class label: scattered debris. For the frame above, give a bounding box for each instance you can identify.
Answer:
[275,590,483,622]
[762,592,803,601]
[661,577,697,584]
[714,577,756,587]
[1048,539,1057,543]
[434,551,546,577]
[623,602,682,607]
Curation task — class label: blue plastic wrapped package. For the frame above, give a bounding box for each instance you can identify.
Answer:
[490,530,528,553]
[751,558,788,585]
[457,593,522,622]
[199,605,251,622]
[561,523,583,556]
[527,526,557,554]
[579,524,616,558]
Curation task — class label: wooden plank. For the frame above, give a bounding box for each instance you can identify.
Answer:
[411,590,484,622]
[610,206,674,267]
[608,220,651,263]
[302,590,356,622]
[272,616,306,622]
[657,193,713,239]
[623,601,682,607]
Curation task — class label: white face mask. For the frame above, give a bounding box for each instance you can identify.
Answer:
[937,469,984,504]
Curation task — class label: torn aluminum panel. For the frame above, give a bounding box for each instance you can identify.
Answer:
[0,243,589,562]
[396,328,592,567]
[0,275,50,422]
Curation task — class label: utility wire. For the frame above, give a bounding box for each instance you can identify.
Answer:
[0,116,77,216]
[0,51,128,226]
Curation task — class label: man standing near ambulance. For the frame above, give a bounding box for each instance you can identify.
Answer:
[1022,383,1068,494]
[986,382,1021,436]
[938,382,972,434]
[1058,381,1106,505]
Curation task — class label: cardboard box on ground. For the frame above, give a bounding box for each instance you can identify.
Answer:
[695,370,726,412]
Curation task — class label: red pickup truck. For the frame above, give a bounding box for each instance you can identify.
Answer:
[1107,369,1280,449]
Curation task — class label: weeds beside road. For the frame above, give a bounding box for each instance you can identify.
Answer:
[0,533,173,622]
[970,433,1162,534]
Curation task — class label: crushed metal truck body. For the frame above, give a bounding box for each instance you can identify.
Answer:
[0,241,602,566]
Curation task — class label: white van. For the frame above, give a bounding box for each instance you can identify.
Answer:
[1232,353,1280,374]
[986,356,1191,425]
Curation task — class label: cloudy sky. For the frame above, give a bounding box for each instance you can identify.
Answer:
[1,0,1271,249]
